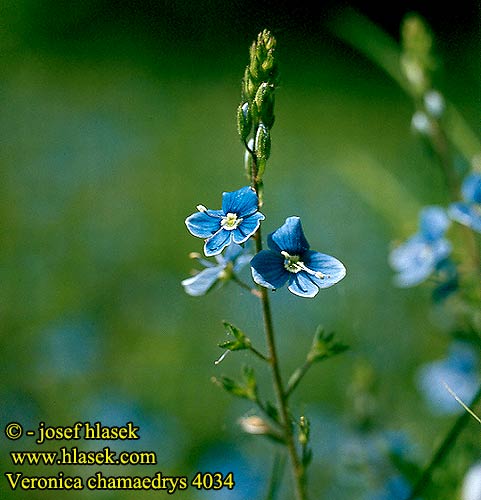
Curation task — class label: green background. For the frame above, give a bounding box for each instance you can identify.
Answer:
[1,1,480,498]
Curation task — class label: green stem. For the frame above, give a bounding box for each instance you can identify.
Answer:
[265,453,286,500]
[250,145,307,500]
[231,274,262,297]
[285,359,313,400]
[249,345,270,363]
[407,383,481,500]
[257,262,307,500]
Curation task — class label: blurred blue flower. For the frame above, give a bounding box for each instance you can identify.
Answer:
[196,444,265,500]
[462,462,481,500]
[369,475,416,500]
[250,216,346,297]
[36,315,101,380]
[389,206,451,287]
[417,342,479,415]
[185,186,264,256]
[181,244,252,296]
[448,172,481,233]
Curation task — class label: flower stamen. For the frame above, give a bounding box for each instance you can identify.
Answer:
[221,212,243,230]
[281,251,325,279]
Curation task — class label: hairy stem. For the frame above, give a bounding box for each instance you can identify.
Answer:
[250,147,307,499]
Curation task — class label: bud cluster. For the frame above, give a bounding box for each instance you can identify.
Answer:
[400,14,437,97]
[237,29,279,193]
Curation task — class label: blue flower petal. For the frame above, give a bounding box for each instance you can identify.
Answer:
[233,253,252,274]
[204,229,232,256]
[251,251,289,290]
[393,262,434,288]
[431,238,452,262]
[303,250,346,289]
[419,205,450,241]
[268,216,310,254]
[185,211,221,238]
[389,234,434,270]
[222,186,259,217]
[287,272,319,297]
[462,173,481,203]
[417,344,479,415]
[222,243,244,263]
[389,235,438,287]
[448,202,481,233]
[181,266,222,296]
[232,212,265,244]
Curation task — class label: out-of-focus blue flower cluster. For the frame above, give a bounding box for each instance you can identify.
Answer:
[417,341,479,415]
[449,173,481,233]
[389,172,481,291]
[389,205,451,288]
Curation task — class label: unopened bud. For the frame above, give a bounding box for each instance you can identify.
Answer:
[424,90,444,117]
[239,416,270,435]
[255,123,271,161]
[237,102,252,141]
[238,415,284,443]
[411,111,432,135]
[254,83,275,128]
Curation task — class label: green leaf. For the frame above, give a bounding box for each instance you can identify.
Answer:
[242,365,258,401]
[307,326,349,363]
[218,321,252,351]
[265,401,280,424]
[213,365,258,401]
[217,376,249,399]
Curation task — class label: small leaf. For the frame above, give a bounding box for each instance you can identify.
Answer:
[242,365,258,401]
[307,326,349,363]
[218,321,252,352]
[217,376,249,399]
[265,401,280,424]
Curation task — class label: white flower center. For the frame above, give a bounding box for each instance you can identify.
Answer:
[221,212,242,230]
[281,251,325,279]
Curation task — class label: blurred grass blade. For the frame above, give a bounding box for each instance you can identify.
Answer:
[329,7,408,93]
[335,152,421,231]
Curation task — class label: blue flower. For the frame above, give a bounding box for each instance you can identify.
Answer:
[181,244,252,296]
[448,172,481,233]
[389,206,451,287]
[185,186,265,256]
[417,342,479,415]
[250,216,346,298]
[369,475,417,500]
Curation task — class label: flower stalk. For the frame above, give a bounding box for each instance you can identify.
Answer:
[242,30,307,500]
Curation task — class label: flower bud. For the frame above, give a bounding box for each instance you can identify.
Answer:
[238,415,284,443]
[255,123,271,161]
[424,89,444,118]
[254,83,275,128]
[401,14,436,95]
[411,110,432,135]
[237,102,252,141]
[244,138,254,179]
